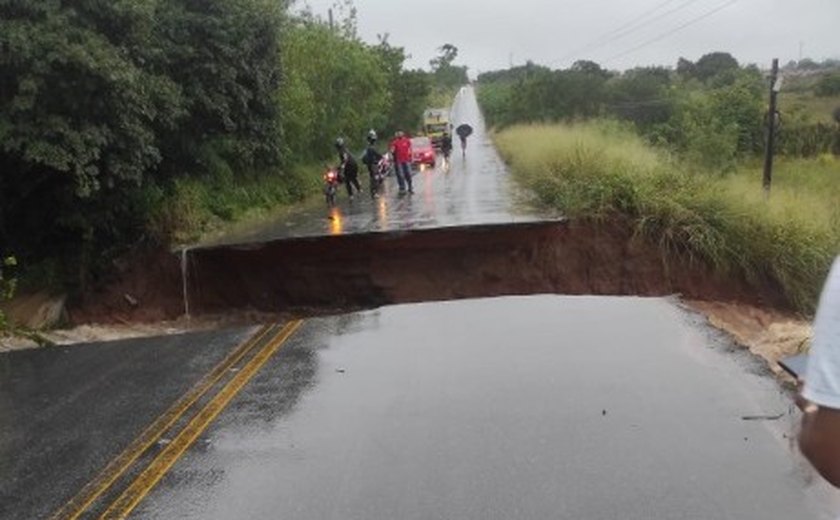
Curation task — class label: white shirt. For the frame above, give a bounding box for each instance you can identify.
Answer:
[804,257,840,409]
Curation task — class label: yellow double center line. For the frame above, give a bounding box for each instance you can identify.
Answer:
[52,320,304,520]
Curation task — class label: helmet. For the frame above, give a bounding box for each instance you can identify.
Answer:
[367,129,378,143]
[335,137,345,149]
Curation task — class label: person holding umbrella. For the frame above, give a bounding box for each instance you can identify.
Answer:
[455,123,473,158]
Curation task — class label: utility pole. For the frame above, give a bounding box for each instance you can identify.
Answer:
[328,8,334,31]
[763,58,780,198]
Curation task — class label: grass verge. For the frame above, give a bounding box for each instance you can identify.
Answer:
[494,122,840,314]
[144,164,321,245]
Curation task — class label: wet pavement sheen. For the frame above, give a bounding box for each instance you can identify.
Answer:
[200,87,556,248]
[133,296,835,520]
[0,327,256,520]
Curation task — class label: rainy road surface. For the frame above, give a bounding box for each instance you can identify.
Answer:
[200,86,558,248]
[3,296,838,519]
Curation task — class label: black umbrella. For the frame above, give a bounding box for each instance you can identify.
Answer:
[455,124,473,139]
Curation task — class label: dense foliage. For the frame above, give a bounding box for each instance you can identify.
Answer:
[478,52,840,169]
[0,0,448,293]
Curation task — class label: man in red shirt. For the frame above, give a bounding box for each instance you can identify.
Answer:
[389,131,414,194]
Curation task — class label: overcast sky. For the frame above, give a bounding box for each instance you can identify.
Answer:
[298,0,840,74]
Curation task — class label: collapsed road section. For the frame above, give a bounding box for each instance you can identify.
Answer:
[70,219,787,325]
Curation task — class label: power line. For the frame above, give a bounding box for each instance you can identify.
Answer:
[598,0,704,47]
[600,0,681,39]
[554,0,678,65]
[554,0,702,66]
[603,0,739,64]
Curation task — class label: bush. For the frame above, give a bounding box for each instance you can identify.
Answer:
[145,166,320,244]
[816,74,840,97]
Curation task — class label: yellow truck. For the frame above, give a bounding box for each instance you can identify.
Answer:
[423,108,450,148]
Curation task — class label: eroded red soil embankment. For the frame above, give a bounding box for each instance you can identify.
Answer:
[68,219,788,325]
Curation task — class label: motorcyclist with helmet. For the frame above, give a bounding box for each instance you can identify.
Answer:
[335,137,361,199]
[361,129,385,197]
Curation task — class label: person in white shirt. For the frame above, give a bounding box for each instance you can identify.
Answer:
[799,256,840,487]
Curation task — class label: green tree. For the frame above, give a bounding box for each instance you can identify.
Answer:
[0,0,183,286]
[374,35,431,135]
[0,0,287,290]
[571,60,609,78]
[676,57,696,79]
[693,52,739,83]
[477,82,515,128]
[153,0,286,174]
[430,43,469,90]
[279,19,390,161]
[430,44,459,71]
[607,67,674,130]
[0,0,181,198]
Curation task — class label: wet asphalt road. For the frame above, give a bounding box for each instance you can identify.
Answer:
[4,296,826,519]
[2,297,838,518]
[0,327,257,519]
[200,86,556,248]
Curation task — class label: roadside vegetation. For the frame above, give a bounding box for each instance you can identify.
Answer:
[0,256,17,330]
[482,55,840,313]
[0,0,467,305]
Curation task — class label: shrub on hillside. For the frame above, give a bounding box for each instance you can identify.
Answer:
[816,74,840,97]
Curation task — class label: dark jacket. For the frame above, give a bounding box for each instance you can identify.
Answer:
[337,149,358,178]
[440,135,453,154]
[362,145,383,174]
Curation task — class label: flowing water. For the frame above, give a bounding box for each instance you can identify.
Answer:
[181,247,191,320]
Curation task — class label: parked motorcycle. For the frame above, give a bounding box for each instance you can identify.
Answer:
[324,168,340,206]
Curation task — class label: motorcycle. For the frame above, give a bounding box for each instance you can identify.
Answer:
[324,168,340,206]
[371,155,391,197]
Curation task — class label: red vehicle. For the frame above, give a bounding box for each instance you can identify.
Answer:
[410,136,436,168]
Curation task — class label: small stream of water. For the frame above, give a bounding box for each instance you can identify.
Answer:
[181,247,191,320]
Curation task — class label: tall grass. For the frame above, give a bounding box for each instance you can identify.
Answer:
[781,92,840,124]
[495,122,840,313]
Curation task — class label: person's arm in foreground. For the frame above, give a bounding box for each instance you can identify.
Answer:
[799,257,840,487]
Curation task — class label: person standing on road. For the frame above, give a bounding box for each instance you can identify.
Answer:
[797,256,840,489]
[335,137,361,199]
[362,130,384,198]
[390,131,414,195]
[440,131,453,169]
